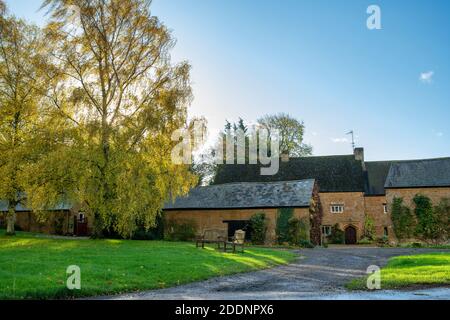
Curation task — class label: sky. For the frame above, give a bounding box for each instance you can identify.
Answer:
[5,0,450,161]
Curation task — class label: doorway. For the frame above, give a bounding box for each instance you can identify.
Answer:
[224,220,252,241]
[345,226,357,245]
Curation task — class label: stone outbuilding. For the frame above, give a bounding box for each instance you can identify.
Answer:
[164,179,321,244]
[385,157,450,211]
[0,201,90,236]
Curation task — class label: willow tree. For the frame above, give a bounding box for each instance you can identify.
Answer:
[0,5,48,235]
[34,0,197,237]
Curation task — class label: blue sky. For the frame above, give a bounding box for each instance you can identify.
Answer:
[5,0,450,161]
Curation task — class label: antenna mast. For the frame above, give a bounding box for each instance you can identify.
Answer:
[346,130,355,151]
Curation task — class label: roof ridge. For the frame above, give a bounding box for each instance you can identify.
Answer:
[367,157,450,164]
[289,154,355,160]
[200,179,315,188]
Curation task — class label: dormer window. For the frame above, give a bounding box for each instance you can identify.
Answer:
[331,204,344,214]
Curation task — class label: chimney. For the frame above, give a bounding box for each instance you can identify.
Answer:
[354,147,365,170]
[281,152,290,163]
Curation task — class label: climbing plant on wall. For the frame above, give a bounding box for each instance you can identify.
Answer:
[391,197,415,240]
[363,215,376,240]
[249,212,268,245]
[287,217,309,245]
[414,194,441,242]
[276,208,294,243]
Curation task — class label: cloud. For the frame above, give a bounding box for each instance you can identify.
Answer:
[331,138,349,143]
[312,132,318,136]
[420,71,434,83]
[432,130,443,138]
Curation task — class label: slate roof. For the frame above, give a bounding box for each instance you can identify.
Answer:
[164,179,315,210]
[385,157,450,189]
[212,155,365,192]
[364,161,395,195]
[0,200,72,212]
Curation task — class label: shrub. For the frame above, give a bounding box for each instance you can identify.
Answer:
[164,219,197,241]
[287,217,309,246]
[376,236,390,247]
[413,194,442,243]
[363,215,375,240]
[358,237,374,245]
[132,215,164,240]
[329,224,345,244]
[434,198,450,242]
[249,213,267,245]
[298,239,314,248]
[391,197,415,240]
[411,242,423,248]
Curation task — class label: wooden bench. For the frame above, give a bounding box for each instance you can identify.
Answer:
[224,229,246,253]
[196,229,226,249]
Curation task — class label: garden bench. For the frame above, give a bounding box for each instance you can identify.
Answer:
[196,229,227,249]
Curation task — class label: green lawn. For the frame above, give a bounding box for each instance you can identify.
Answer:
[347,252,450,290]
[0,231,297,299]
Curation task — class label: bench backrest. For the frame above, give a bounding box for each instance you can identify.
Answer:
[233,230,246,244]
[203,229,226,241]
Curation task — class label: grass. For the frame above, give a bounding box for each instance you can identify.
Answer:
[399,243,450,250]
[347,252,450,290]
[0,230,296,299]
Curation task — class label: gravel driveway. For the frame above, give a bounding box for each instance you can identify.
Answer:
[96,247,450,300]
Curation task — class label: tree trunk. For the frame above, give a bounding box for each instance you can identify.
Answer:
[91,211,104,239]
[6,205,16,236]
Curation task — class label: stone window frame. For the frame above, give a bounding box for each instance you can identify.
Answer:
[321,225,332,236]
[330,204,344,214]
[383,203,388,214]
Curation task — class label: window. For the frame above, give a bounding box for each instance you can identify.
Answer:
[78,212,85,223]
[330,204,344,214]
[322,226,332,236]
[383,204,388,214]
[384,227,389,237]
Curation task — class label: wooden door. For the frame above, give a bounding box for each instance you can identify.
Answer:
[345,226,357,245]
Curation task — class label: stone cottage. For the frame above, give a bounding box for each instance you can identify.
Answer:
[210,149,450,244]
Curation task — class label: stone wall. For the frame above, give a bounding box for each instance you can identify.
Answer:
[164,207,311,244]
[364,195,395,240]
[320,192,366,240]
[384,187,450,243]
[0,211,71,234]
[386,187,450,208]
[0,209,90,236]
